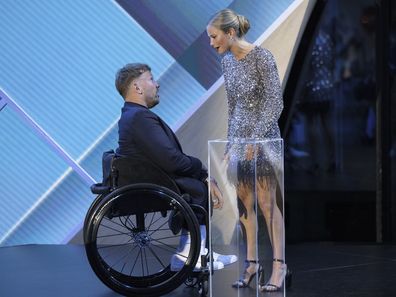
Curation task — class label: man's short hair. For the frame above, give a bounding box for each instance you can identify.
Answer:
[115,63,151,98]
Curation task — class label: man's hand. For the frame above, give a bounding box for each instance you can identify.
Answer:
[209,178,224,210]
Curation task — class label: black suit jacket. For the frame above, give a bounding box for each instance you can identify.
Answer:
[116,102,208,219]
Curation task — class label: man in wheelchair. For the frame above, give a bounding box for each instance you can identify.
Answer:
[114,63,237,271]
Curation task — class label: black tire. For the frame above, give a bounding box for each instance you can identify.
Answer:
[199,279,209,297]
[184,276,198,287]
[84,183,200,297]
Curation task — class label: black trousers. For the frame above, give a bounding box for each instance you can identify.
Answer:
[174,177,209,225]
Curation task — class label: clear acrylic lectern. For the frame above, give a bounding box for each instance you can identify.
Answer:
[208,139,285,297]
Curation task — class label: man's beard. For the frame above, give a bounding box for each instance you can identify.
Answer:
[147,95,159,109]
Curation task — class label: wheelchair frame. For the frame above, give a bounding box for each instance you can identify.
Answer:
[83,155,211,297]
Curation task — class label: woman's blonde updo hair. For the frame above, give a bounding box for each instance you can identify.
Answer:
[208,9,250,38]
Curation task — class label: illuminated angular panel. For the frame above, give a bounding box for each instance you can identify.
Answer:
[0,0,174,159]
[0,106,69,244]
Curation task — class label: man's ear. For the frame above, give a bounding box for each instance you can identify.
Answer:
[133,83,143,95]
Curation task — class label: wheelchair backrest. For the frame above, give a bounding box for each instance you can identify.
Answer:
[91,150,117,194]
[112,155,181,194]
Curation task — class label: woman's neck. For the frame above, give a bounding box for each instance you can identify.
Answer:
[230,40,255,61]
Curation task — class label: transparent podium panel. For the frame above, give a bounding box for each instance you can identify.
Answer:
[208,139,285,297]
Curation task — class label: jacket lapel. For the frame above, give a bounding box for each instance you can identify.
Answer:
[157,115,183,151]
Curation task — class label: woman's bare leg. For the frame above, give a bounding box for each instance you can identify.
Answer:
[257,177,287,290]
[234,183,259,284]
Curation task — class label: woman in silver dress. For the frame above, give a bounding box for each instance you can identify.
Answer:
[207,9,290,292]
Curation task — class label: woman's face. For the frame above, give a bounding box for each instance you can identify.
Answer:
[206,25,231,54]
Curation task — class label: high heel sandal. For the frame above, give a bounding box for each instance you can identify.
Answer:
[259,258,292,292]
[232,260,263,288]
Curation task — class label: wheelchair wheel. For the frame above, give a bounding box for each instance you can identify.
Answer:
[184,275,198,287]
[199,279,209,297]
[84,183,201,297]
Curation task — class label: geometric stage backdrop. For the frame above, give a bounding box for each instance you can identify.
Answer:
[0,0,294,246]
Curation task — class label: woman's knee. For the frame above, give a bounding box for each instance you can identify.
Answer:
[236,184,254,219]
[257,191,276,217]
[237,183,253,199]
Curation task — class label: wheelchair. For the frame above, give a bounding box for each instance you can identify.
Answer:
[84,153,211,297]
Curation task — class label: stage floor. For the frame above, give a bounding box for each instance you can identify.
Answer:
[0,243,395,297]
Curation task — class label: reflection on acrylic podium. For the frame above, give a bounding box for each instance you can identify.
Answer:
[208,139,285,297]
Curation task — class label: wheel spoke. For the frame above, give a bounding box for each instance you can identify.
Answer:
[125,215,137,230]
[109,244,139,272]
[152,233,180,241]
[96,231,131,239]
[129,248,142,276]
[148,238,182,256]
[97,241,134,250]
[143,248,150,276]
[140,249,145,277]
[147,245,166,269]
[147,212,157,231]
[100,221,131,235]
[98,238,135,261]
[148,219,170,237]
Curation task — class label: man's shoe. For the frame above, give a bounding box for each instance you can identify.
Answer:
[170,254,224,271]
[204,248,238,266]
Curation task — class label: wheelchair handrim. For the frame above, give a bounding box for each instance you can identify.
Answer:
[84,184,201,296]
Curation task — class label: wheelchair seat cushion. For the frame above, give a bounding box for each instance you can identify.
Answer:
[113,156,181,193]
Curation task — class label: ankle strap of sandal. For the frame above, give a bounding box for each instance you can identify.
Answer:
[245,259,285,264]
[245,259,259,264]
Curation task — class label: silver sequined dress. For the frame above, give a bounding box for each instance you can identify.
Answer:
[222,46,284,184]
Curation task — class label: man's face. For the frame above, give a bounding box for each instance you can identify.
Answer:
[135,71,160,108]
